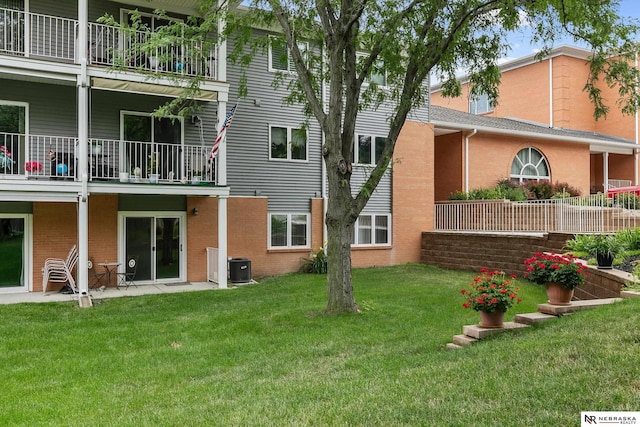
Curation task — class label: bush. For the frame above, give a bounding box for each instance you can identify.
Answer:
[565,234,596,253]
[300,247,328,274]
[616,228,640,251]
[614,193,640,210]
[448,191,468,200]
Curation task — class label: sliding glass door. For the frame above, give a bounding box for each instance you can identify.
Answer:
[120,213,185,283]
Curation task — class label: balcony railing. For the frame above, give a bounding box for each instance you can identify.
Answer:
[89,22,217,80]
[435,193,640,234]
[0,8,217,80]
[0,133,217,184]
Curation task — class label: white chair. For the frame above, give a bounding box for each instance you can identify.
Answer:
[42,245,78,294]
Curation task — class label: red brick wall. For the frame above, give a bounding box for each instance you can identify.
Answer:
[186,196,218,282]
[434,132,463,201]
[33,202,78,292]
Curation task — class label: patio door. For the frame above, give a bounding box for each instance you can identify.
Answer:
[120,213,185,283]
[0,214,31,293]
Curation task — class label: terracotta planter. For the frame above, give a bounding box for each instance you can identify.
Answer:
[545,282,574,306]
[479,310,505,328]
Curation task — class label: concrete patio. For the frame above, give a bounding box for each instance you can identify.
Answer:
[0,281,251,305]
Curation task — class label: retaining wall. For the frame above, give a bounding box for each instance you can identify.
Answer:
[420,232,624,300]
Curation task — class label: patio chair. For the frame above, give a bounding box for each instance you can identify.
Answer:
[88,257,107,289]
[42,245,78,294]
[117,256,138,289]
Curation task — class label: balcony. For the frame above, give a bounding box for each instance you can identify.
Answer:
[0,8,217,80]
[0,133,217,185]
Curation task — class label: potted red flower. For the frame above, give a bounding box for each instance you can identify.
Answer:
[461,268,522,328]
[523,252,587,305]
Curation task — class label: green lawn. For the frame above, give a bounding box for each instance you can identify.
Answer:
[0,264,638,426]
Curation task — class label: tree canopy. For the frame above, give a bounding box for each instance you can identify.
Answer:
[123,0,640,313]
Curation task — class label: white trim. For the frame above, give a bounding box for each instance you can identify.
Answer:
[0,213,31,293]
[268,124,309,162]
[268,212,310,249]
[510,147,550,183]
[352,213,392,247]
[354,133,386,166]
[268,36,307,73]
[118,211,187,284]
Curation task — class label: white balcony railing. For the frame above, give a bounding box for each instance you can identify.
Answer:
[0,8,217,80]
[0,133,217,184]
[435,192,640,234]
[0,8,76,61]
[88,22,217,80]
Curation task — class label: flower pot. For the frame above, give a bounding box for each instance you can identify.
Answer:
[545,282,574,306]
[149,173,159,184]
[191,176,201,185]
[119,172,129,183]
[479,310,505,328]
[596,253,614,269]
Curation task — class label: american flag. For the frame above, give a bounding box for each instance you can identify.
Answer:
[209,104,237,159]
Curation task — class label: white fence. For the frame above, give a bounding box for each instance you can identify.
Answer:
[435,193,640,234]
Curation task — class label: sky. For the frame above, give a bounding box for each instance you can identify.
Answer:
[504,0,640,62]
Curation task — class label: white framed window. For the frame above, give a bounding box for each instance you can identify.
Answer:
[268,36,308,73]
[355,134,387,165]
[269,213,310,248]
[269,125,307,161]
[510,147,550,183]
[353,214,391,246]
[120,8,181,31]
[358,54,387,86]
[469,93,494,115]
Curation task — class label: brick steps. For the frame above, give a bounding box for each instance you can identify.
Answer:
[446,297,625,349]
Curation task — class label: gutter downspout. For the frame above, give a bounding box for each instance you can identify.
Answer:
[549,57,553,127]
[464,129,477,193]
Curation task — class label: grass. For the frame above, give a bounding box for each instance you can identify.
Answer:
[0,263,638,425]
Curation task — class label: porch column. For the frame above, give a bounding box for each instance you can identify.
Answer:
[76,0,89,295]
[217,195,228,289]
[635,150,639,186]
[603,152,609,193]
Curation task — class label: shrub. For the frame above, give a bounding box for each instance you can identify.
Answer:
[617,228,640,251]
[448,191,468,200]
[614,193,640,210]
[565,234,596,253]
[300,247,328,274]
[524,180,554,200]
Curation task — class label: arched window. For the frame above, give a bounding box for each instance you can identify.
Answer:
[510,147,550,183]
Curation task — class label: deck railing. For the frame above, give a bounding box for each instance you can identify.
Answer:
[0,8,217,80]
[435,193,640,234]
[88,22,217,80]
[0,133,216,184]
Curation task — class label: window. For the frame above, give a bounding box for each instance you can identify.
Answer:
[121,112,183,177]
[269,126,307,161]
[356,134,387,165]
[269,213,309,248]
[269,37,307,73]
[353,214,390,246]
[510,147,550,183]
[121,9,178,31]
[469,93,494,115]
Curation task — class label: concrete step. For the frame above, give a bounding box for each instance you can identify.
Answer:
[452,334,478,347]
[446,343,462,350]
[537,297,622,316]
[514,312,557,325]
[621,290,640,299]
[462,321,530,339]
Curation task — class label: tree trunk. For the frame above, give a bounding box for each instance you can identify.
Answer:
[324,170,359,314]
